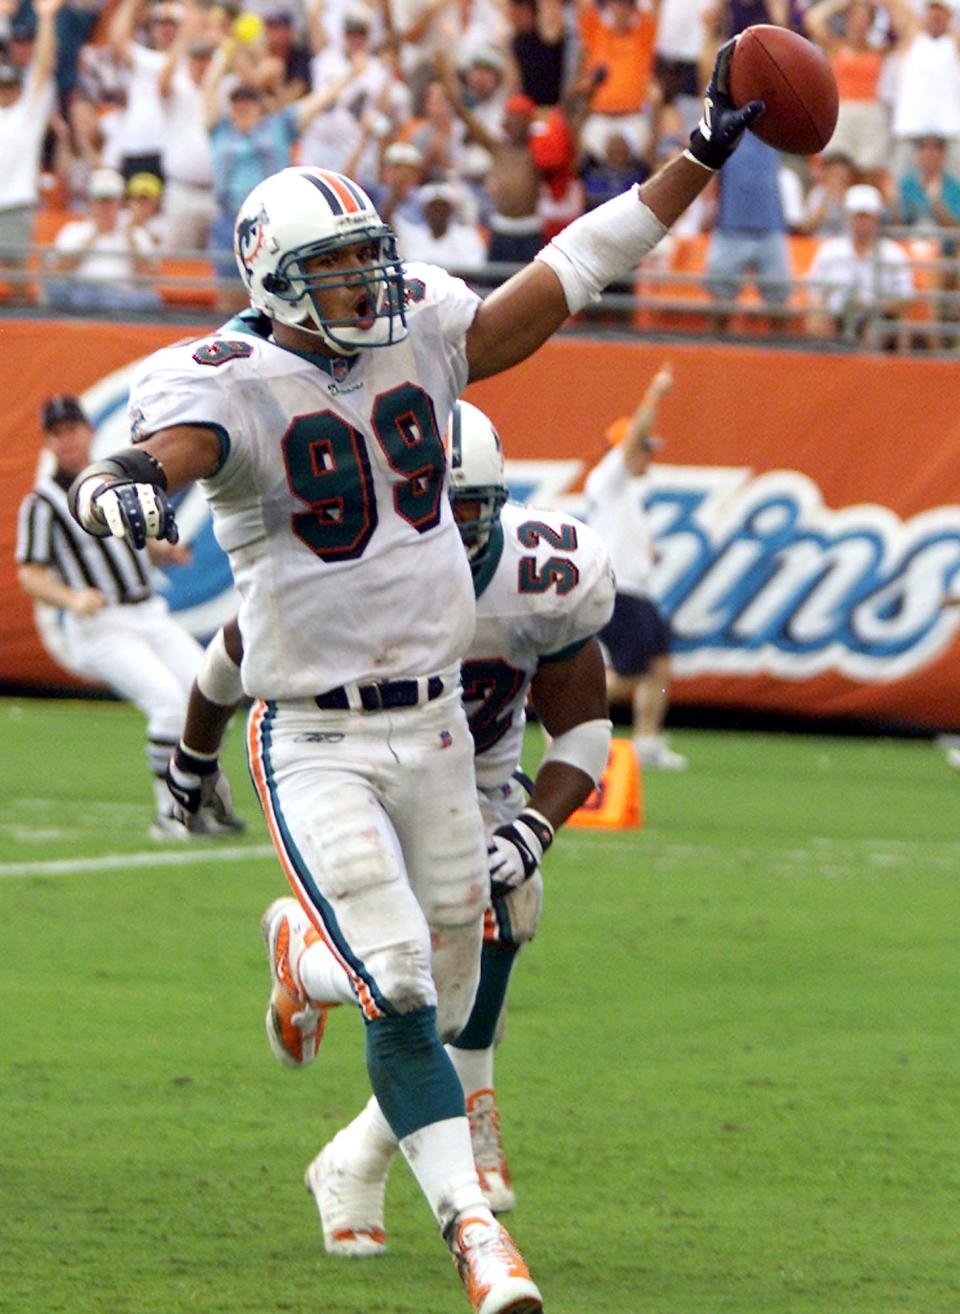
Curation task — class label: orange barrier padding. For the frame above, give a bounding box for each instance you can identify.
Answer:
[567,738,642,830]
[5,322,960,729]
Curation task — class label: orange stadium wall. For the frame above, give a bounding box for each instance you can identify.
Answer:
[4,318,960,730]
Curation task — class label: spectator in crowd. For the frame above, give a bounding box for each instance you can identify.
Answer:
[506,0,567,107]
[15,393,212,840]
[578,0,659,164]
[156,15,217,253]
[51,0,108,109]
[261,8,311,105]
[439,52,545,266]
[0,0,61,305]
[393,179,487,269]
[893,133,960,342]
[796,149,857,235]
[581,124,650,209]
[5,14,38,74]
[47,165,163,311]
[806,181,915,345]
[887,0,960,178]
[705,130,794,330]
[390,0,460,101]
[804,0,891,190]
[367,138,425,224]
[585,362,689,771]
[48,106,99,209]
[204,54,369,308]
[125,169,166,246]
[299,8,402,179]
[456,46,508,211]
[403,74,468,182]
[654,0,713,135]
[106,0,185,179]
[894,132,960,231]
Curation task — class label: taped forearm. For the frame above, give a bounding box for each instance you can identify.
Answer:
[541,718,613,787]
[196,626,244,707]
[534,188,667,314]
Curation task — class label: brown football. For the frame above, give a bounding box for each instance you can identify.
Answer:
[729,25,839,156]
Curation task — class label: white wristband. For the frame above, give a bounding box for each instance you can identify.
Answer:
[534,186,667,314]
[196,626,245,706]
[541,718,613,787]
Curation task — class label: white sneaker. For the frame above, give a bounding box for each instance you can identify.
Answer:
[448,1214,542,1314]
[467,1089,516,1214]
[946,747,960,772]
[260,898,332,1068]
[633,736,688,770]
[304,1137,388,1257]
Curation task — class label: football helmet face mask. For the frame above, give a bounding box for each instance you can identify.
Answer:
[446,401,508,561]
[233,167,407,355]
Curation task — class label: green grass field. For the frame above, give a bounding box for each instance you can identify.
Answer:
[1,696,958,1314]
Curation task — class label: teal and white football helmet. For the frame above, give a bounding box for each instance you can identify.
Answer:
[446,400,508,561]
[233,166,407,355]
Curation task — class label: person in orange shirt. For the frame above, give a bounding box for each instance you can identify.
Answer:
[578,0,660,161]
[804,0,891,189]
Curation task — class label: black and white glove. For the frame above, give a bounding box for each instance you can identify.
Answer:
[93,482,179,548]
[488,808,555,898]
[685,37,765,172]
[165,743,244,835]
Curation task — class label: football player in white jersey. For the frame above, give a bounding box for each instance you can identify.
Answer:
[165,400,616,1231]
[68,48,761,1314]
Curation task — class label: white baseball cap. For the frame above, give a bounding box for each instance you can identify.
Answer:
[89,167,126,200]
[384,142,423,168]
[844,183,883,215]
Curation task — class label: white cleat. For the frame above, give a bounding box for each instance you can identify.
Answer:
[304,1137,388,1257]
[260,897,332,1068]
[467,1089,516,1214]
[448,1214,542,1314]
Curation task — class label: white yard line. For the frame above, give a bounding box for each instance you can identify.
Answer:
[0,845,275,878]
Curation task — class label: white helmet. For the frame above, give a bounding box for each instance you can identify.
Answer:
[446,400,508,561]
[233,166,407,355]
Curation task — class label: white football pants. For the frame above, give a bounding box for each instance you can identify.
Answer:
[247,675,488,1039]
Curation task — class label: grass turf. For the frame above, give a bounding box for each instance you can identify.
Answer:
[1,696,958,1313]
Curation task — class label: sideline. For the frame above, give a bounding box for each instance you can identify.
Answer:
[0,844,275,879]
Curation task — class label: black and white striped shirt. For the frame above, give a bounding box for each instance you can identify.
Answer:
[16,474,154,606]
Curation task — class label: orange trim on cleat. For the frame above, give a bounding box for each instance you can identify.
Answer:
[261,898,332,1068]
[450,1215,542,1314]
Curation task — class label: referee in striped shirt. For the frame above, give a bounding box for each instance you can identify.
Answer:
[16,394,211,838]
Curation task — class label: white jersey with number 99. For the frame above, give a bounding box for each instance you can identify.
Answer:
[127,264,481,700]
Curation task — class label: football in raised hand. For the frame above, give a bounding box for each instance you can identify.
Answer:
[729,25,839,156]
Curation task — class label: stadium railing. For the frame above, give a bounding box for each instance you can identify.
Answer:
[4,223,960,353]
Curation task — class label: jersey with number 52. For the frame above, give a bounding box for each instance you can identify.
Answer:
[464,501,615,791]
[127,264,481,699]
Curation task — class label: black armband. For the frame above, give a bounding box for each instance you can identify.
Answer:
[67,448,168,523]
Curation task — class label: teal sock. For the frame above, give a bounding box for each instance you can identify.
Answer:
[365,1006,464,1141]
[454,941,519,1050]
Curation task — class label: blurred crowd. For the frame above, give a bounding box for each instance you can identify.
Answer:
[3,0,960,337]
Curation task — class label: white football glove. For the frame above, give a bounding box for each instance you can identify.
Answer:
[488,808,555,897]
[93,482,179,549]
[165,744,245,836]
